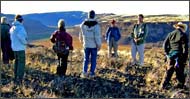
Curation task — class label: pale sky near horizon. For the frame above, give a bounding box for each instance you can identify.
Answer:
[1,1,189,15]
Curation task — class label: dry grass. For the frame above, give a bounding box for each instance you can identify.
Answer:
[31,36,131,52]
[1,39,189,98]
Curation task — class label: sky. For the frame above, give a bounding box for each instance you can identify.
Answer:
[1,1,189,15]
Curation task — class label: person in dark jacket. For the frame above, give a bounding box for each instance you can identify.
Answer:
[50,19,73,77]
[1,16,14,65]
[160,22,188,90]
[131,14,148,66]
[105,19,121,58]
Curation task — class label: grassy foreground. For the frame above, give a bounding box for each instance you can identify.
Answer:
[1,39,189,98]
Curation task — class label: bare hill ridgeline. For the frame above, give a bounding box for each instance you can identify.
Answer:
[1,12,189,43]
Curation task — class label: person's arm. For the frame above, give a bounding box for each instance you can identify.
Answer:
[105,27,110,40]
[16,27,27,45]
[79,24,84,43]
[95,24,102,51]
[183,33,188,61]
[7,24,11,39]
[163,33,170,55]
[143,24,148,40]
[68,34,73,50]
[117,27,121,40]
[50,31,57,43]
[131,25,135,39]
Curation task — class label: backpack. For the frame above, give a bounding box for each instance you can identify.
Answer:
[52,41,69,56]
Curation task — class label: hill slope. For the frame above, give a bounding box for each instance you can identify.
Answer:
[1,13,55,41]
[23,11,87,27]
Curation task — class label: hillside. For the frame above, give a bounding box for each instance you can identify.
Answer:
[1,13,55,41]
[65,13,189,45]
[97,14,189,44]
[97,14,189,23]
[69,21,189,45]
[1,12,189,43]
[23,11,87,27]
[1,39,189,98]
[24,18,56,41]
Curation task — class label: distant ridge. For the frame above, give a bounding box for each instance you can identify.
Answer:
[23,11,87,27]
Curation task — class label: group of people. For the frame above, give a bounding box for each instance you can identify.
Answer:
[1,10,188,90]
[1,15,27,84]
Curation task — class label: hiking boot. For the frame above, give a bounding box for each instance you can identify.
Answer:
[80,73,88,78]
[135,62,144,66]
[174,84,184,89]
[89,74,95,79]
[139,63,144,66]
[131,62,136,66]
[159,82,171,90]
[57,76,64,82]
[14,79,23,86]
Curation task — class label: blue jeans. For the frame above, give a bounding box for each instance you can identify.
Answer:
[83,48,97,76]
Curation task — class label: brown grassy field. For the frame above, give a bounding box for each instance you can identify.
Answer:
[1,37,189,98]
[32,36,131,51]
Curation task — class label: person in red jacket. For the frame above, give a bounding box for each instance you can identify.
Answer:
[50,19,73,76]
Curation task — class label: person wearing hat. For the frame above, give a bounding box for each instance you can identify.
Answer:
[160,22,188,89]
[1,16,14,65]
[105,19,121,58]
[131,14,148,66]
[50,19,73,77]
[9,14,28,84]
[79,10,102,78]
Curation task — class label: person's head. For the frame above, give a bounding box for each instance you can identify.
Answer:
[1,17,7,24]
[15,14,23,23]
[58,19,65,31]
[88,10,95,19]
[110,19,116,27]
[138,14,144,23]
[173,22,188,33]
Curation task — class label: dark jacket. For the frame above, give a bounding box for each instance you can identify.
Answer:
[105,26,121,43]
[163,29,188,61]
[1,23,11,40]
[50,30,73,50]
[131,23,148,45]
[1,23,14,62]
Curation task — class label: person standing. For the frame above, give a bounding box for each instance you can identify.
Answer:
[1,17,14,65]
[10,15,28,84]
[105,19,121,58]
[160,22,188,89]
[79,10,102,78]
[131,14,148,66]
[50,19,73,77]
